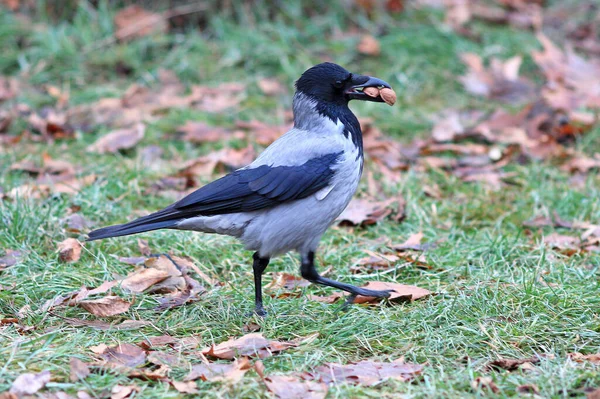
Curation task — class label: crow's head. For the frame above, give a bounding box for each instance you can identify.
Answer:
[295,62,392,106]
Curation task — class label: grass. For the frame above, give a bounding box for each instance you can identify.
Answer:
[1,1,600,398]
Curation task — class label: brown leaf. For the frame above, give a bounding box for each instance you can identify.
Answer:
[266,272,311,291]
[138,335,178,350]
[0,249,23,269]
[471,376,500,393]
[337,197,397,226]
[258,78,286,96]
[459,53,533,103]
[64,213,90,233]
[176,121,231,144]
[170,381,198,394]
[70,358,90,381]
[202,333,297,360]
[184,358,252,383]
[0,76,18,102]
[120,268,170,293]
[487,356,540,371]
[87,123,145,154]
[57,238,82,263]
[264,375,328,399]
[236,120,289,146]
[516,384,539,394]
[351,281,431,304]
[588,388,600,399]
[306,360,423,386]
[114,5,167,41]
[357,35,381,56]
[394,232,425,250]
[143,255,186,293]
[568,352,600,364]
[190,82,246,113]
[147,351,187,368]
[79,296,131,317]
[110,384,140,399]
[99,343,147,369]
[543,233,581,249]
[8,174,97,199]
[9,370,51,396]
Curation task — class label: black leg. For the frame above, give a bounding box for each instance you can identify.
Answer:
[252,252,270,316]
[300,251,393,300]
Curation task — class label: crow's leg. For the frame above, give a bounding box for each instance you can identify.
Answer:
[252,252,271,317]
[300,251,393,301]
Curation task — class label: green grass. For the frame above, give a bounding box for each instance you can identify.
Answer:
[1,1,600,398]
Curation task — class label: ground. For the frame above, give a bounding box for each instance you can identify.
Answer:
[0,1,599,398]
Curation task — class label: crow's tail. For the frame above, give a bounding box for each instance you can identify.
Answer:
[87,208,182,241]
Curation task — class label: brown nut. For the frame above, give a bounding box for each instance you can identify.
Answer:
[363,87,380,98]
[379,88,396,106]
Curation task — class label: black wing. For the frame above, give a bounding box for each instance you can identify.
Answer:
[87,151,342,241]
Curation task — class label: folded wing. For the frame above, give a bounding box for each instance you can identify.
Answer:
[87,151,342,241]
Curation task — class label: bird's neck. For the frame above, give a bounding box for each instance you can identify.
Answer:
[292,92,363,155]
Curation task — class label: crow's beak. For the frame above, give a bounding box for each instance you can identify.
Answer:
[344,75,392,102]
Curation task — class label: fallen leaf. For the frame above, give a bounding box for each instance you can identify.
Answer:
[110,384,140,399]
[471,376,500,393]
[64,213,90,233]
[99,343,147,369]
[357,35,381,56]
[568,352,600,364]
[0,249,23,269]
[114,5,167,41]
[70,358,90,381]
[351,281,431,304]
[78,296,131,317]
[9,370,51,396]
[516,384,539,394]
[190,82,246,113]
[87,123,145,154]
[143,255,186,293]
[588,388,600,399]
[170,380,198,394]
[264,375,328,399]
[8,174,97,199]
[258,78,286,96]
[138,335,178,350]
[266,272,311,291]
[202,333,297,360]
[120,268,170,293]
[184,357,252,383]
[394,232,425,250]
[57,238,82,263]
[337,197,399,226]
[487,356,540,371]
[176,121,231,144]
[459,53,533,103]
[543,233,581,249]
[305,360,423,386]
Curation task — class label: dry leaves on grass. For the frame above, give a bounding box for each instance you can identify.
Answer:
[96,343,147,369]
[337,196,405,226]
[70,358,91,381]
[351,281,431,304]
[87,123,145,154]
[175,121,232,144]
[487,356,541,371]
[357,35,381,56]
[460,53,534,103]
[57,238,82,263]
[0,249,23,269]
[9,370,51,396]
[266,272,311,292]
[568,352,600,364]
[6,174,97,200]
[110,384,140,399]
[78,296,132,317]
[264,375,328,399]
[471,376,500,394]
[114,5,167,41]
[202,333,298,360]
[184,357,252,383]
[305,360,423,386]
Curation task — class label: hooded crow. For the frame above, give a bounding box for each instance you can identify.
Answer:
[88,62,395,316]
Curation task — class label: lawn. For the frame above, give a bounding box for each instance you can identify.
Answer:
[1,1,599,398]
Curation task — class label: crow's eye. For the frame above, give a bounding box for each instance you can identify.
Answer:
[333,80,344,89]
